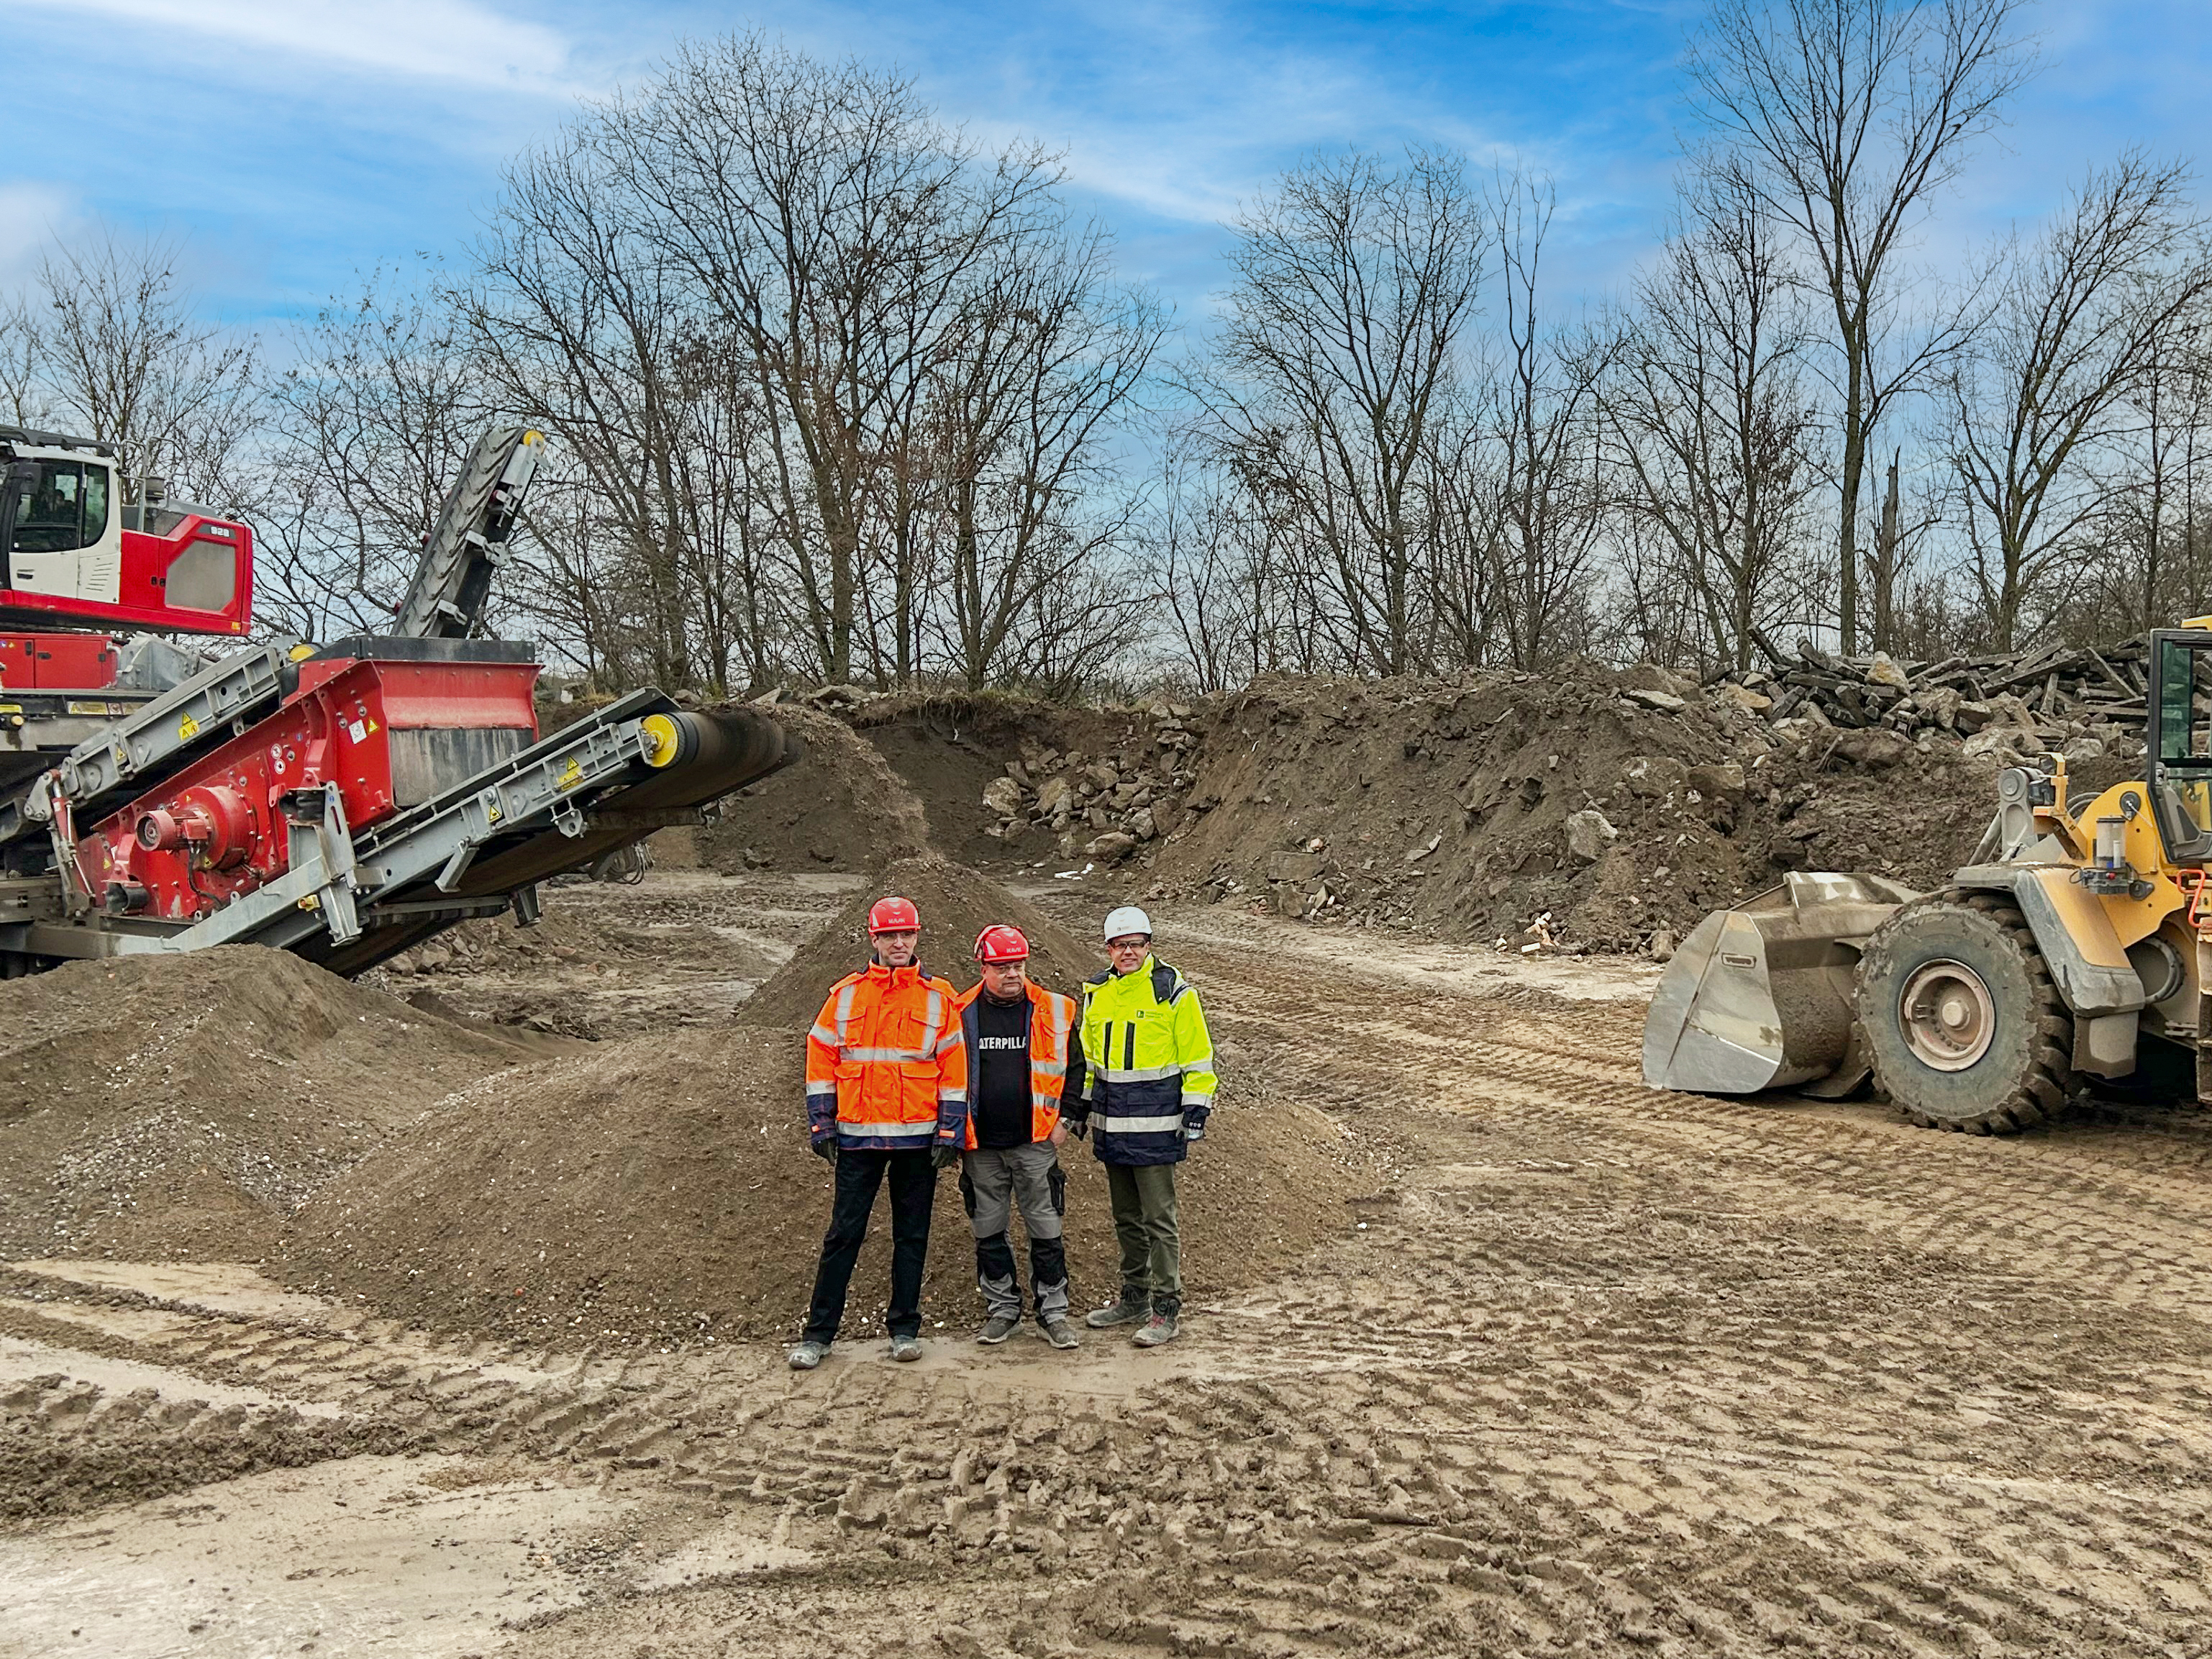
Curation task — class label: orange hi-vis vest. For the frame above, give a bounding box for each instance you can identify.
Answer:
[806,960,969,1151]
[952,980,1077,1149]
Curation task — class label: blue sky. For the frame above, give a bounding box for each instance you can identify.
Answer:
[5,0,2211,333]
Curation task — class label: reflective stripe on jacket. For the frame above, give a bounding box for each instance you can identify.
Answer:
[952,980,1079,1149]
[805,960,969,1151]
[1075,955,1217,1167]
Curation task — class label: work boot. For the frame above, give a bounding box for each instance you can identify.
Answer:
[889,1335,922,1363]
[976,1316,1019,1345]
[1132,1311,1179,1348]
[788,1340,829,1371]
[1085,1291,1150,1329]
[1039,1317,1080,1350]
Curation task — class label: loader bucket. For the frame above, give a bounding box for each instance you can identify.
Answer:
[1642,872,1921,1096]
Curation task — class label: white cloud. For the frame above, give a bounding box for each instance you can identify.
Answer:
[12,0,580,92]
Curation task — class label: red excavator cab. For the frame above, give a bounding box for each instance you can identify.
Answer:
[1,427,252,645]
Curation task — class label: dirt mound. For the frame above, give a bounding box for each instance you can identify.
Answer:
[1151,669,2115,952]
[283,1019,1370,1347]
[697,702,928,875]
[738,855,1097,1028]
[0,947,534,1260]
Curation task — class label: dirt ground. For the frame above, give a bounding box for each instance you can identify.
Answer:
[9,867,2212,1656]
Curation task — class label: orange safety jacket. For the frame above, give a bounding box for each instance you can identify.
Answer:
[805,960,969,1152]
[952,980,1079,1149]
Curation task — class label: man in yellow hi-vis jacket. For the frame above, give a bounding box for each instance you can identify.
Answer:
[1065,905,1218,1347]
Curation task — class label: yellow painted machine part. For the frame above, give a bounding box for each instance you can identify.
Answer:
[639,712,683,769]
[2054,781,2186,950]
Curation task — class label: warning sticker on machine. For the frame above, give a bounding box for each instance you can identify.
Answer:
[178,714,200,741]
[348,719,368,744]
[557,758,583,791]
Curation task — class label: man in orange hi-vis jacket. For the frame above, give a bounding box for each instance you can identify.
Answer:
[789,896,969,1371]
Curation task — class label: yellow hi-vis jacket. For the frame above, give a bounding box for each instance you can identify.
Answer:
[1071,955,1217,1166]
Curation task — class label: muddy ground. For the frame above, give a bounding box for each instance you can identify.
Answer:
[7,865,2212,1657]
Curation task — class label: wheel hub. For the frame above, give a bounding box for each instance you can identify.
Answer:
[1898,959,1997,1072]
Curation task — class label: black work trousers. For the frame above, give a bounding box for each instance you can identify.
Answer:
[802,1147,939,1345]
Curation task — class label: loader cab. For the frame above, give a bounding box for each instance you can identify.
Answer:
[2147,627,2212,865]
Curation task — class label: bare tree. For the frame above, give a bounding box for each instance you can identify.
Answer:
[260,263,491,640]
[1198,147,1487,676]
[1487,173,1613,670]
[926,218,1166,688]
[614,35,1062,686]
[1690,0,2032,652]
[1606,158,1820,671]
[26,234,260,509]
[1944,155,2212,646]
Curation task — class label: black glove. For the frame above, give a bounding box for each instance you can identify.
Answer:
[1183,1107,1211,1142]
[932,1143,960,1171]
[811,1136,838,1163]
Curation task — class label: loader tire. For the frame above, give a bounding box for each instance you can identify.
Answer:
[1854,890,2075,1135]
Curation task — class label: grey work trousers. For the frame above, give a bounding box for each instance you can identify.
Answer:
[960,1142,1068,1322]
[1106,1162,1180,1317]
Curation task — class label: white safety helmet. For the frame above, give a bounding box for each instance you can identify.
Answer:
[1102,905,1154,943]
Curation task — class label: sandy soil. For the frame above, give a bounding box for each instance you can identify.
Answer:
[8,876,2212,1655]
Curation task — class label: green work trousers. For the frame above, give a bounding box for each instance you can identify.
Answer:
[1106,1162,1180,1316]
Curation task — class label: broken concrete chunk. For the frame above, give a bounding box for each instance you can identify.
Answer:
[1719,683,1772,715]
[1267,850,1326,883]
[1565,809,1617,865]
[1865,652,1910,689]
[1622,687,1686,714]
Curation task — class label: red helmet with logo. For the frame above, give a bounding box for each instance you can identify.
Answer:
[973,924,1030,964]
[867,896,921,935]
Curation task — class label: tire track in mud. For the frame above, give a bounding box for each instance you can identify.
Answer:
[17,931,2212,1653]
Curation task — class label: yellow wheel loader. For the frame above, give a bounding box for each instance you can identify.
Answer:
[1644,622,2212,1132]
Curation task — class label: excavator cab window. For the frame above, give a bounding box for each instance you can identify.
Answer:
[6,458,109,555]
[2148,629,2212,864]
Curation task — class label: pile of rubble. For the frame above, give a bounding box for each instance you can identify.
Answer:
[978,702,1211,863]
[1712,640,2153,762]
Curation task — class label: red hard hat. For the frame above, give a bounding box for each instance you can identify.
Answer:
[868,896,921,935]
[973,924,1030,964]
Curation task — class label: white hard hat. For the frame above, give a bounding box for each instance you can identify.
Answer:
[1103,905,1154,942]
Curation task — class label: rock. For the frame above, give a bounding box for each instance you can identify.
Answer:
[1622,687,1685,714]
[1152,796,1186,837]
[1686,763,1747,799]
[1083,761,1119,791]
[1267,850,1326,884]
[1034,776,1072,817]
[1830,729,1913,771]
[1962,729,2028,763]
[415,943,454,971]
[1649,929,1677,963]
[1620,662,1693,699]
[2062,735,2106,762]
[1127,807,1159,842]
[1954,700,1993,734]
[980,776,1024,819]
[1719,683,1772,715]
[1085,831,1138,861]
[1565,809,1618,865]
[1988,693,2037,729]
[1919,685,1963,730]
[1866,651,1910,689]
